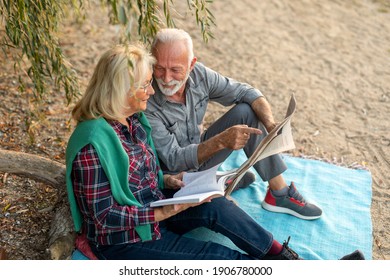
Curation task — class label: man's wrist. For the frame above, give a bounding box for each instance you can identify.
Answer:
[203,135,225,152]
[197,136,224,165]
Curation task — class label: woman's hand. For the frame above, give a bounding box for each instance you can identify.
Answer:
[164,172,185,190]
[154,203,197,222]
[154,194,220,222]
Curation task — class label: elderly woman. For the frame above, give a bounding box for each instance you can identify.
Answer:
[65,44,362,260]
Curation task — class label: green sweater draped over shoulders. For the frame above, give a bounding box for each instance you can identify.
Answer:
[65,112,164,242]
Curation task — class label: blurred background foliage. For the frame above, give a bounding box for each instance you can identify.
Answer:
[0,0,215,106]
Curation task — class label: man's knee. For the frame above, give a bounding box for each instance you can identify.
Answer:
[229,103,262,128]
[232,103,252,114]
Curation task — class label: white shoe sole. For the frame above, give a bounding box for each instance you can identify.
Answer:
[261,201,322,220]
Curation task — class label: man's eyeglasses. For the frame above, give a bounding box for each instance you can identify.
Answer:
[140,77,153,92]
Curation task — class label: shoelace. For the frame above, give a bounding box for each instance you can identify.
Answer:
[282,236,301,260]
[287,183,306,203]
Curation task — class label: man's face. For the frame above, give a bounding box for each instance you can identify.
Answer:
[153,41,191,96]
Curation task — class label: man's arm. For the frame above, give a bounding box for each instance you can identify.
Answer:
[250,96,277,132]
[196,97,276,165]
[197,125,262,165]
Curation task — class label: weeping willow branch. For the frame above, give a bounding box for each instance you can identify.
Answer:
[1,0,215,106]
[0,0,81,103]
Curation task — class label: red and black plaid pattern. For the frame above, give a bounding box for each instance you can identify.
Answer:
[71,115,165,245]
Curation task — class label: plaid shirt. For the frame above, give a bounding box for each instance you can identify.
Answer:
[71,114,165,245]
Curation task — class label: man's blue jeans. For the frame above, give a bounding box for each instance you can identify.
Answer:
[91,197,274,260]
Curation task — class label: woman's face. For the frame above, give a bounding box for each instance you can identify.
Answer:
[126,71,155,115]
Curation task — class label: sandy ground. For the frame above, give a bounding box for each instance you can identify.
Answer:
[183,0,390,260]
[0,0,389,260]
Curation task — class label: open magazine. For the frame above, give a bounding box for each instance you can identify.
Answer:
[150,94,296,207]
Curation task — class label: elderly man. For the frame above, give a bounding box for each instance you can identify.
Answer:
[145,28,322,220]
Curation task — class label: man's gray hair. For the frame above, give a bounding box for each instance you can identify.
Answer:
[152,28,194,64]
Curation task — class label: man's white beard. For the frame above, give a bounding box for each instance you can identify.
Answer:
[156,78,183,96]
[156,70,190,97]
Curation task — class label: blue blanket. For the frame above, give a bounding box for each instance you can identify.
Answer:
[185,150,373,260]
[72,150,373,260]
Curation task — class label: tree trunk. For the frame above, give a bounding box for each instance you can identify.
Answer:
[0,149,66,188]
[0,149,75,259]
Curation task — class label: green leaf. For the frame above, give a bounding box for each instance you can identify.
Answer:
[118,5,128,24]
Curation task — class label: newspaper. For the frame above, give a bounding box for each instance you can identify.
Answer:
[150,94,296,206]
[224,94,296,195]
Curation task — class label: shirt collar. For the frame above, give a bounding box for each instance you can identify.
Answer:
[107,113,139,129]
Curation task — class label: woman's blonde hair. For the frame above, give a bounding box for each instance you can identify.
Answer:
[72,44,156,122]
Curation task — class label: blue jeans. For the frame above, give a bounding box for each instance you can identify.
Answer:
[91,197,273,260]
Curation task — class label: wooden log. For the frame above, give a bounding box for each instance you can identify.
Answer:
[0,149,75,259]
[0,149,66,189]
[0,247,7,260]
[48,202,76,260]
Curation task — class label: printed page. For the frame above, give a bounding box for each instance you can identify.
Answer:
[225,94,296,195]
[150,164,229,207]
[246,94,296,167]
[149,191,222,207]
[175,164,222,197]
[216,169,238,190]
[253,119,295,161]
